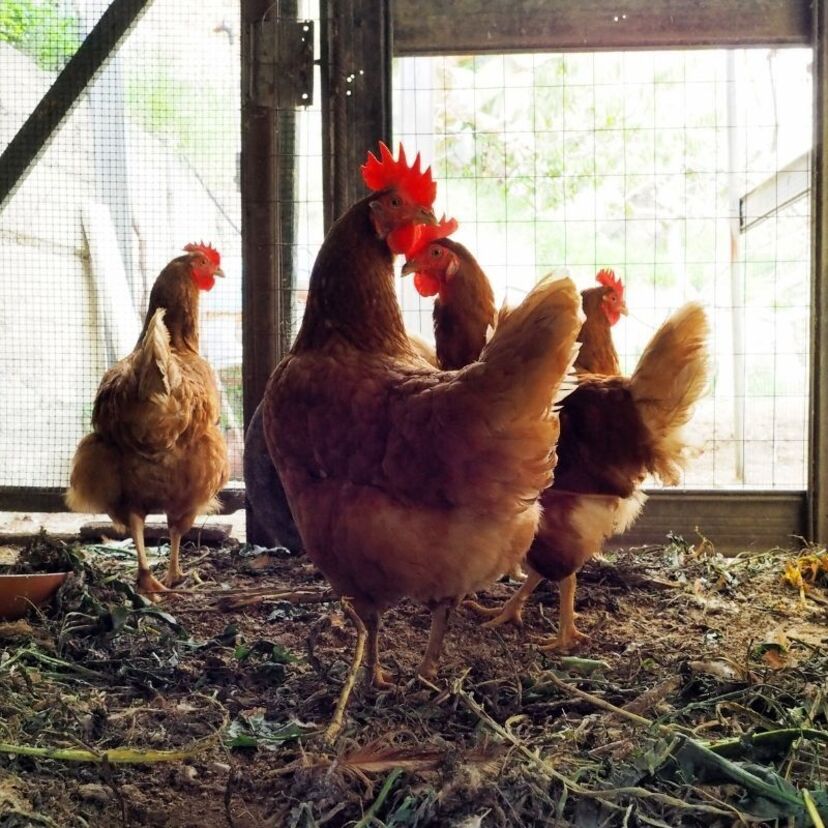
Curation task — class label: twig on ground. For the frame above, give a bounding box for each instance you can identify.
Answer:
[325,597,367,745]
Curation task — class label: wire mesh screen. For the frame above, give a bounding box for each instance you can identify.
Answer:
[289,0,324,341]
[393,48,812,489]
[0,0,243,491]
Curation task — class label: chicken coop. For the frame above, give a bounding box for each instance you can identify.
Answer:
[0,0,825,551]
[4,3,828,827]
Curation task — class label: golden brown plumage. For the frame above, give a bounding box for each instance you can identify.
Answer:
[403,241,709,651]
[263,192,580,682]
[66,248,229,598]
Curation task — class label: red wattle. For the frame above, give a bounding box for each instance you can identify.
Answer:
[387,224,420,256]
[413,271,440,297]
[192,270,216,291]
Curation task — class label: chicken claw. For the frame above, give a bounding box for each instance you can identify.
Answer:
[370,666,395,690]
[136,569,169,602]
[535,626,590,653]
[464,568,544,629]
[464,599,524,628]
[535,574,588,653]
[163,567,187,588]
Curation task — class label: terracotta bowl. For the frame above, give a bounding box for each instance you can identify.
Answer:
[0,573,68,620]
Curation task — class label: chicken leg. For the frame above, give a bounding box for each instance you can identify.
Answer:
[465,568,544,628]
[164,515,196,587]
[537,573,589,652]
[129,514,167,601]
[364,610,394,689]
[417,601,454,681]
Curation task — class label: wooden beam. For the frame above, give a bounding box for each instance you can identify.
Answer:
[321,0,392,229]
[393,0,811,56]
[611,490,806,553]
[0,487,245,515]
[810,0,828,543]
[0,0,153,208]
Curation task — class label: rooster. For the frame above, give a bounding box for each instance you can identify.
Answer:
[241,226,456,551]
[262,144,581,684]
[403,236,709,651]
[66,244,229,599]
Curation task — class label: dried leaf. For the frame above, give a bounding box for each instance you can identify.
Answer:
[762,648,788,670]
[687,660,742,681]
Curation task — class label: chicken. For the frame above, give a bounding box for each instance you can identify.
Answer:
[405,218,494,370]
[241,221,454,550]
[402,238,709,651]
[66,244,229,599]
[575,268,627,376]
[262,143,581,684]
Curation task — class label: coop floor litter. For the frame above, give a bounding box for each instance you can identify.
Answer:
[0,533,826,827]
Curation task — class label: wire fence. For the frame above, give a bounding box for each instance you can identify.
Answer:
[0,8,813,501]
[393,48,812,489]
[0,0,243,490]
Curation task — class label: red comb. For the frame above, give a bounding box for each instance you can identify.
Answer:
[184,241,221,266]
[596,268,623,295]
[361,142,437,207]
[405,216,459,259]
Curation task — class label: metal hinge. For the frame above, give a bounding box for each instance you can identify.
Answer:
[250,15,314,108]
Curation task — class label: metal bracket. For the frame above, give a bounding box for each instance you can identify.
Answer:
[250,16,314,108]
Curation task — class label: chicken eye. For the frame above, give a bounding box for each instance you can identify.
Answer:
[430,247,442,258]
[389,196,402,208]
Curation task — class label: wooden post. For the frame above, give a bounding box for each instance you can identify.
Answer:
[241,0,302,544]
[810,0,828,542]
[321,0,392,230]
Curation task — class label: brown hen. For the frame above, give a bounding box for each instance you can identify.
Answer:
[66,244,229,598]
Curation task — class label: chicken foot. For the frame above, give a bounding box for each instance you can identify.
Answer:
[536,574,590,652]
[417,601,455,681]
[464,568,544,628]
[325,598,367,744]
[129,514,168,602]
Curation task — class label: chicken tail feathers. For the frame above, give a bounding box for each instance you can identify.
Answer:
[65,434,123,524]
[136,309,180,401]
[478,275,582,419]
[629,302,710,484]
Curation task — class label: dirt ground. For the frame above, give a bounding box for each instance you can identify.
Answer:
[0,532,826,827]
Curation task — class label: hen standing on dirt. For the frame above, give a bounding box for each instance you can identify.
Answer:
[66,244,229,599]
[403,237,709,651]
[262,144,581,685]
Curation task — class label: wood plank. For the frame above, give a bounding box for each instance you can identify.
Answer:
[0,523,232,547]
[810,0,827,543]
[611,490,806,552]
[393,0,811,56]
[78,521,232,545]
[0,486,245,515]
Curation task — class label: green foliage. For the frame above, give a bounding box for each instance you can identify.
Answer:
[0,0,81,72]
[125,69,239,182]
[224,713,314,751]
